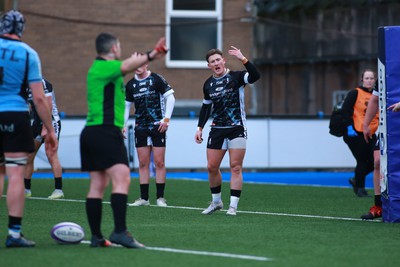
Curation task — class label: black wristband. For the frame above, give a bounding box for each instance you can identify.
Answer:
[146,51,154,61]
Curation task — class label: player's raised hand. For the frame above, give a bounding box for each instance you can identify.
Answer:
[228,46,244,61]
[153,37,168,59]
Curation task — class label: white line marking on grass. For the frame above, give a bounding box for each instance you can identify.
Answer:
[26,196,381,222]
[27,196,109,204]
[145,246,270,261]
[80,240,270,261]
[162,204,381,222]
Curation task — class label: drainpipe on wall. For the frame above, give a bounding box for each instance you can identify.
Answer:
[247,0,258,115]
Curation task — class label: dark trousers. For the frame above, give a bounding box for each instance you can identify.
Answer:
[343,133,376,188]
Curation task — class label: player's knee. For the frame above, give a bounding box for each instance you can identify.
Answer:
[114,179,130,192]
[138,161,149,169]
[154,160,165,169]
[207,163,219,174]
[230,164,242,175]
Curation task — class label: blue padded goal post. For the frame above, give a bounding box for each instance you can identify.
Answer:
[378,26,400,222]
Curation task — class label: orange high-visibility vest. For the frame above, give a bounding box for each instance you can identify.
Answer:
[353,87,379,134]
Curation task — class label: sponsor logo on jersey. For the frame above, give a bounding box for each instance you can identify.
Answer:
[209,88,233,98]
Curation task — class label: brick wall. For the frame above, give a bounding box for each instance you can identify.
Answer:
[18,0,254,116]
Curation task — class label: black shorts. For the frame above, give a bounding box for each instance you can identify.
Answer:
[0,112,34,153]
[207,126,247,150]
[32,120,61,143]
[80,125,128,171]
[135,127,166,148]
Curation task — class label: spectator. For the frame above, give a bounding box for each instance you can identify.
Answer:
[342,69,378,197]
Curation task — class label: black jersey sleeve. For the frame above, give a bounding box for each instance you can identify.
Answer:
[125,80,134,102]
[244,61,260,84]
[342,89,358,127]
[153,73,173,95]
[197,103,212,129]
[202,77,212,101]
[43,79,53,94]
[197,79,213,128]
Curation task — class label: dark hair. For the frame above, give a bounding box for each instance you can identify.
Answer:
[360,69,376,81]
[205,48,223,62]
[95,32,118,54]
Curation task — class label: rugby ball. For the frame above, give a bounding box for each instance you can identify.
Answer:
[50,222,85,244]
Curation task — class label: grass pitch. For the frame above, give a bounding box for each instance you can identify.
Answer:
[0,176,399,267]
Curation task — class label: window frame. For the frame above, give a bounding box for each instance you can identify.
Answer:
[165,0,223,68]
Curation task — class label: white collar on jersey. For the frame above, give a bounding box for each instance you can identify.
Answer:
[213,68,230,79]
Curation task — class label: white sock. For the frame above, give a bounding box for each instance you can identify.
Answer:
[212,193,221,203]
[229,196,240,209]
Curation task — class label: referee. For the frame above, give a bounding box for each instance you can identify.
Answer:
[80,32,168,248]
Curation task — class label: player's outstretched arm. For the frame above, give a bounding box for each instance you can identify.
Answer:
[388,101,400,112]
[121,37,168,74]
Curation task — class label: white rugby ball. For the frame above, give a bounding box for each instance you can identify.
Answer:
[51,222,85,244]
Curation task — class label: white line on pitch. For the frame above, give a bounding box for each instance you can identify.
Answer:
[80,240,270,261]
[153,204,380,222]
[26,196,380,222]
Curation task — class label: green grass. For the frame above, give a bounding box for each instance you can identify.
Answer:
[0,177,399,267]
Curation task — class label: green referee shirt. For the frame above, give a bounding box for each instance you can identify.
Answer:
[86,58,125,128]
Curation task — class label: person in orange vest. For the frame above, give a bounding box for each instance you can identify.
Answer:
[342,69,378,197]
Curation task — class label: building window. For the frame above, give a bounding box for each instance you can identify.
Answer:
[166,0,222,68]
